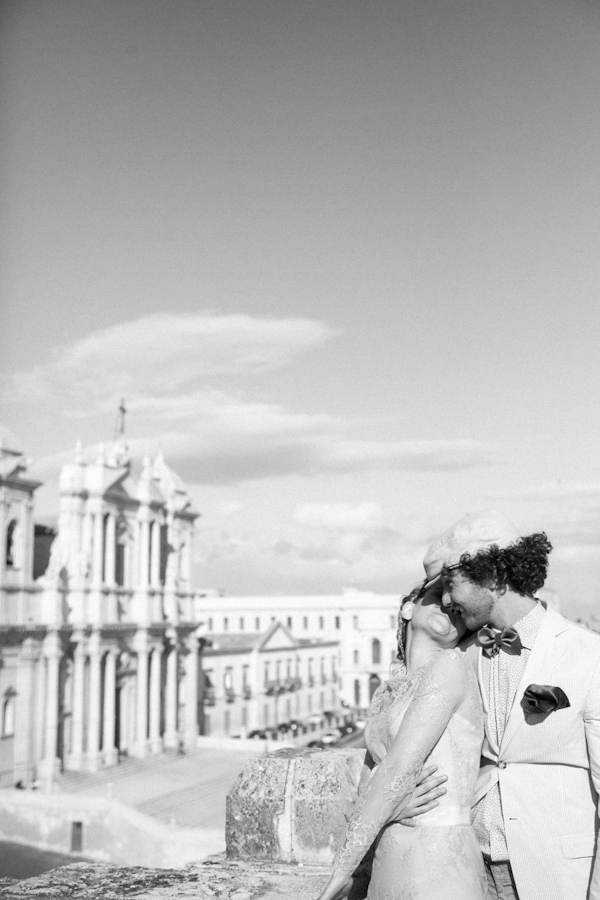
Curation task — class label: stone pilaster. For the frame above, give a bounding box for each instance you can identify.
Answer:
[149,645,163,753]
[163,638,178,749]
[151,520,161,588]
[37,631,62,787]
[86,630,102,771]
[102,649,118,766]
[184,631,198,750]
[69,631,86,769]
[133,630,149,757]
[105,514,116,587]
[13,638,41,785]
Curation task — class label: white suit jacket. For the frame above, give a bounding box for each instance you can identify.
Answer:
[470,606,600,900]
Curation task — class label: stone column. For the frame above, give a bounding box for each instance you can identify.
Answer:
[138,514,150,589]
[184,630,199,750]
[87,509,104,624]
[134,630,149,757]
[14,638,40,785]
[70,632,86,770]
[37,631,62,787]
[105,515,116,587]
[164,639,178,748]
[86,631,102,771]
[23,499,35,589]
[102,649,117,766]
[149,645,163,753]
[81,511,93,578]
[132,520,140,592]
[151,521,161,588]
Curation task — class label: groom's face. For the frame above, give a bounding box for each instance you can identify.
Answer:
[441,569,495,631]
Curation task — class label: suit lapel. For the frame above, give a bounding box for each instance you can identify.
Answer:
[500,606,571,753]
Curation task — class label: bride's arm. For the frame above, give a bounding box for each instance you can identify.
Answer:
[315,651,468,900]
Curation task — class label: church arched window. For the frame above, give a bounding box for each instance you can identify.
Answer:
[2,691,16,737]
[6,519,17,568]
[371,638,381,665]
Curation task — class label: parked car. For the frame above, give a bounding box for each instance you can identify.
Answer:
[337,723,356,736]
[320,730,340,746]
[307,739,325,749]
[353,718,367,730]
[247,729,268,739]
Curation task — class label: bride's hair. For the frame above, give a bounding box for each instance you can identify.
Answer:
[396,580,427,663]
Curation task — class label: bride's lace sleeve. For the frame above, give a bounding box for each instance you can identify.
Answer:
[331,650,468,882]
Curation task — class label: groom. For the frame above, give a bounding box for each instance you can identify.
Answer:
[416,510,600,900]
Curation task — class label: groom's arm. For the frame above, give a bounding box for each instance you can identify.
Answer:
[584,653,600,899]
[388,764,448,826]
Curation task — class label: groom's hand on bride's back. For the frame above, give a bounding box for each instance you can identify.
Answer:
[391,764,447,827]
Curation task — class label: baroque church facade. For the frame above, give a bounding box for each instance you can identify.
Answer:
[0,436,201,788]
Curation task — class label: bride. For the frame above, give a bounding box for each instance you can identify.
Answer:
[315,578,486,900]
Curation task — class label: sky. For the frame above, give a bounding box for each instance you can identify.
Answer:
[2,0,600,620]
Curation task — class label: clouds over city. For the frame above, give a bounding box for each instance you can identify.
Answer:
[489,482,600,551]
[198,501,426,593]
[9,311,501,486]
[2,312,337,407]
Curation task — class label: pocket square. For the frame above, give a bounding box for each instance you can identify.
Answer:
[521,683,570,715]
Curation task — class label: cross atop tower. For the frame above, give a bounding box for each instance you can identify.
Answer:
[108,399,130,467]
[117,398,127,438]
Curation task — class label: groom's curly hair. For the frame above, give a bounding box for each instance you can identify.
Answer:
[455,533,552,597]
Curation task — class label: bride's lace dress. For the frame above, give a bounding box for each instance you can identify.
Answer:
[331,649,486,900]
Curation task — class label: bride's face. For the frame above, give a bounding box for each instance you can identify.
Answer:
[408,580,468,646]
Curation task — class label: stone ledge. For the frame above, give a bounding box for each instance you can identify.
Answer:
[0,857,331,899]
[226,746,363,865]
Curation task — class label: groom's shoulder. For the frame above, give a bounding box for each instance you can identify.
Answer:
[548,606,600,656]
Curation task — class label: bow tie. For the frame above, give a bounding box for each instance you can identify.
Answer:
[477,625,523,657]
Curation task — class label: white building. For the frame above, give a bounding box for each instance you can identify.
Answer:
[200,620,340,738]
[0,436,201,787]
[195,589,403,717]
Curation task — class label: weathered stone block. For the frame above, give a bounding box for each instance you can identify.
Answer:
[226,747,364,865]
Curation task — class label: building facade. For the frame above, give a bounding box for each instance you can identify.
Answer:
[0,438,200,788]
[200,621,340,738]
[195,589,403,718]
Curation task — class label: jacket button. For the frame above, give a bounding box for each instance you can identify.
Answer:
[498,760,507,770]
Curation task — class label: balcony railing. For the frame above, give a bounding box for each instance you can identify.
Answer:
[204,687,216,706]
[225,688,235,704]
[242,685,252,700]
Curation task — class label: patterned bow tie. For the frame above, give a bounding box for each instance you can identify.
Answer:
[477,625,523,657]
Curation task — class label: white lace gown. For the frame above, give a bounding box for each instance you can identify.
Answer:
[331,649,486,900]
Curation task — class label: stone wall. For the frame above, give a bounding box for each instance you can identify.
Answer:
[226,746,364,865]
[2,746,366,898]
[0,789,221,868]
[0,857,332,900]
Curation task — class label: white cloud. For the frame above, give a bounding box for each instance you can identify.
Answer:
[7,310,501,490]
[486,481,600,552]
[293,502,386,532]
[218,501,244,519]
[196,504,424,595]
[1,311,338,407]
